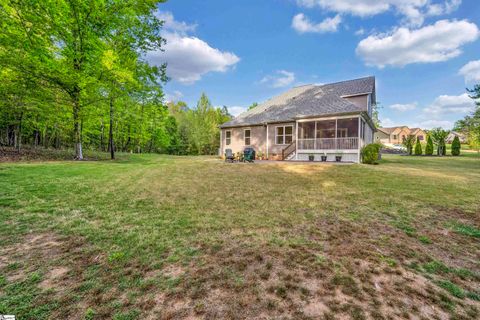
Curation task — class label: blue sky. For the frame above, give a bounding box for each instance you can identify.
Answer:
[147,0,480,129]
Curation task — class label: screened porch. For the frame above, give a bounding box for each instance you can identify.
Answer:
[297,117,359,150]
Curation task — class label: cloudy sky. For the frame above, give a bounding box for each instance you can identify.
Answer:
[148,0,480,129]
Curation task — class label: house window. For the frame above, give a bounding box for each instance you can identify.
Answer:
[393,134,398,139]
[225,130,231,145]
[275,125,293,145]
[418,135,424,141]
[244,129,251,145]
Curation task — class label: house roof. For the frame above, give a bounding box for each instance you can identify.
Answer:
[377,126,426,136]
[220,76,376,128]
[377,126,407,134]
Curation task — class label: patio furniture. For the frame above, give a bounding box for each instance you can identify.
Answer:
[225,149,235,163]
[243,147,255,163]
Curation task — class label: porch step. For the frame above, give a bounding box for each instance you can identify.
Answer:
[285,151,296,161]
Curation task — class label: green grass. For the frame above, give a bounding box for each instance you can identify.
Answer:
[0,153,479,319]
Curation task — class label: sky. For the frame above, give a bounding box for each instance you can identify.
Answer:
[146,0,480,129]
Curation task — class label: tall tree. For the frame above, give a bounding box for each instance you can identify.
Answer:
[0,0,165,159]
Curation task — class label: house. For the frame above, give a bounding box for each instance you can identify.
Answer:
[375,126,427,145]
[446,131,467,144]
[219,76,377,163]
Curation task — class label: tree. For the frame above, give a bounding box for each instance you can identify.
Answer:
[451,136,461,156]
[402,135,416,155]
[414,137,422,155]
[429,128,449,156]
[0,0,165,159]
[372,102,382,128]
[455,85,480,153]
[425,135,434,155]
[248,102,259,111]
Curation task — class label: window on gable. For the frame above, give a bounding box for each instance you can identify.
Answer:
[244,129,251,145]
[225,131,231,145]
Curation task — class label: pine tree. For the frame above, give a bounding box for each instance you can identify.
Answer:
[425,135,434,155]
[451,136,461,156]
[414,137,422,155]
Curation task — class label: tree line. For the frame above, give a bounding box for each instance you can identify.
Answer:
[0,1,231,159]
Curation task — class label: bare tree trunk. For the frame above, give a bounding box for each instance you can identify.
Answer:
[15,112,23,151]
[109,96,115,160]
[73,99,83,160]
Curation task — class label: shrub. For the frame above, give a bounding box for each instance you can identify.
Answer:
[451,136,461,156]
[361,143,382,164]
[425,135,434,155]
[414,137,422,155]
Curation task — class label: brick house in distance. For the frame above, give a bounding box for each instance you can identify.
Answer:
[374,126,427,145]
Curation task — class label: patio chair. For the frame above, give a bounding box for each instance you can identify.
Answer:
[225,149,235,163]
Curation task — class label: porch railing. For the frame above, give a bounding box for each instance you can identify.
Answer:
[297,137,358,150]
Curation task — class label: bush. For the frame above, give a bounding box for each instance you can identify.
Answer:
[361,143,382,164]
[451,136,461,156]
[425,135,434,155]
[414,137,422,155]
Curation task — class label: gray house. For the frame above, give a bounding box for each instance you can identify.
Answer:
[219,76,377,163]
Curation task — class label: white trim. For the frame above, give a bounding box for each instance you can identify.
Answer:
[225,130,232,146]
[358,117,361,163]
[220,130,222,156]
[274,125,293,145]
[297,114,360,122]
[266,124,269,159]
[295,121,298,160]
[244,128,251,146]
[340,92,372,98]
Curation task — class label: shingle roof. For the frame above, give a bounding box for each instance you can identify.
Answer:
[220,76,376,128]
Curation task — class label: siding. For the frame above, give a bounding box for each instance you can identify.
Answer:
[221,125,266,156]
[267,122,296,159]
[221,122,296,159]
[344,95,368,109]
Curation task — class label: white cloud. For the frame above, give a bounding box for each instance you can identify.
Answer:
[164,90,183,102]
[227,106,248,117]
[259,70,296,88]
[424,93,475,115]
[155,11,197,35]
[292,13,341,34]
[389,102,417,111]
[296,0,462,27]
[147,12,240,84]
[459,60,480,83]
[356,19,479,68]
[355,28,365,36]
[379,117,454,130]
[412,119,454,129]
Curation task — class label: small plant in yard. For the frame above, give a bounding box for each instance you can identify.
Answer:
[425,135,434,155]
[414,137,422,155]
[361,143,382,164]
[429,127,449,156]
[451,136,461,156]
[437,280,465,299]
[453,223,480,238]
[402,135,416,155]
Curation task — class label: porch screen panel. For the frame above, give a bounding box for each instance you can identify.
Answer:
[336,118,358,137]
[298,122,315,149]
[336,118,359,149]
[316,120,336,149]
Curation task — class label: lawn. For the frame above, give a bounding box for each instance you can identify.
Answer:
[1,154,479,319]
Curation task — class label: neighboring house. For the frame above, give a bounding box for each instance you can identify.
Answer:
[446,131,467,144]
[219,76,376,163]
[375,126,426,144]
